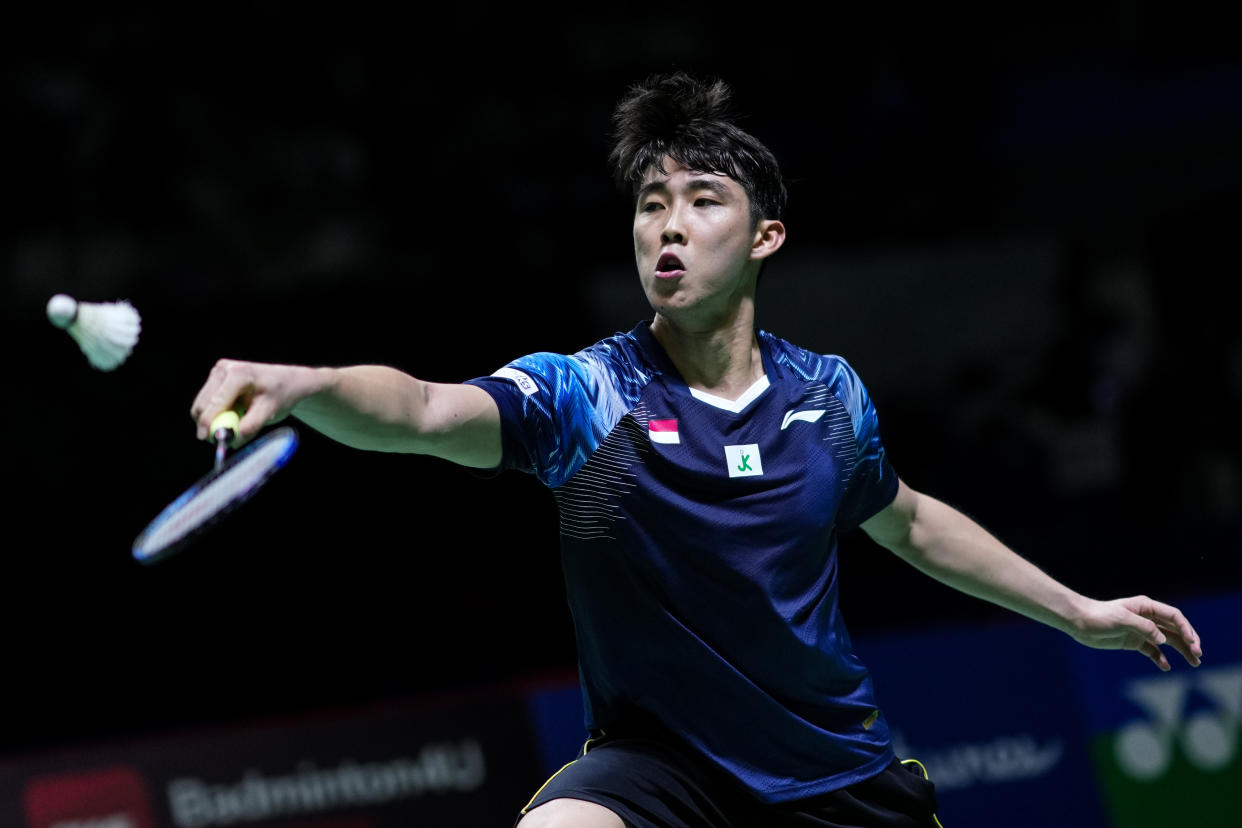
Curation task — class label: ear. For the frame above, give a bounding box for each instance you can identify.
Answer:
[750,219,786,261]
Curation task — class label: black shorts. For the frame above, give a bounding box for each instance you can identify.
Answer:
[517,727,941,828]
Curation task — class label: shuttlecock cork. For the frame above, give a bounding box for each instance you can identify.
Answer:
[47,293,142,371]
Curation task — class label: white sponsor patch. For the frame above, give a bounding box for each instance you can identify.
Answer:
[493,367,539,396]
[724,444,763,478]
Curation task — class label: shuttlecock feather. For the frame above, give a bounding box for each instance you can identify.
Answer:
[47,293,142,371]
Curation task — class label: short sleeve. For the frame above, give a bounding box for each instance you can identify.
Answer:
[464,352,608,489]
[828,357,899,530]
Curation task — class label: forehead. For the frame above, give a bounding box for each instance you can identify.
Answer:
[638,159,742,193]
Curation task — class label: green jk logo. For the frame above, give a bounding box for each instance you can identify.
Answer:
[725,444,763,478]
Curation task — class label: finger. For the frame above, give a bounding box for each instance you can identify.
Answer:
[1125,612,1166,648]
[1121,615,1177,670]
[1127,596,1184,632]
[1146,602,1203,659]
[195,367,256,441]
[1138,640,1171,672]
[1156,622,1203,667]
[190,361,231,433]
[1130,597,1204,661]
[233,396,280,447]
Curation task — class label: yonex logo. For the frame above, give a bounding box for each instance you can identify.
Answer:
[724,444,763,478]
[1114,665,1242,780]
[780,409,825,430]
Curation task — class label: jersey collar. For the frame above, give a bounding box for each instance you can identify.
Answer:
[629,321,781,413]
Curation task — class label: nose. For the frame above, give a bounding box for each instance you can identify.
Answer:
[661,204,686,245]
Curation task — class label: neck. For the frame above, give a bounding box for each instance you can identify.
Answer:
[649,302,763,399]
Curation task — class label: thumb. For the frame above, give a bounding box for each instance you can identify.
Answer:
[234,399,282,445]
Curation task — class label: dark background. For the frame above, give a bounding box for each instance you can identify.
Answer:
[5,5,1240,760]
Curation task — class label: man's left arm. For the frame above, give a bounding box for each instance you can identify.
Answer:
[861,479,1204,672]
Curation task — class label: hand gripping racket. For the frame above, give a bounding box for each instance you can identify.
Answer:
[132,411,299,564]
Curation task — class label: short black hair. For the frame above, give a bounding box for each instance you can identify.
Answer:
[609,72,787,226]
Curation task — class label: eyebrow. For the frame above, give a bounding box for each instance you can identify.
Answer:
[636,175,734,203]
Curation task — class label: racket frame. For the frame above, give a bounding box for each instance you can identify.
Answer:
[132,426,299,565]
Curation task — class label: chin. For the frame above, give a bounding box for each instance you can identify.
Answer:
[648,295,687,316]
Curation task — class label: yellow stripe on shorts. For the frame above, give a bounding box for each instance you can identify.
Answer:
[520,734,603,815]
[900,758,945,828]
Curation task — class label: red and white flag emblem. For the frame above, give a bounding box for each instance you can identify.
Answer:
[648,419,680,444]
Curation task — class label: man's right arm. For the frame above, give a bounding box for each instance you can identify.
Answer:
[190,359,502,469]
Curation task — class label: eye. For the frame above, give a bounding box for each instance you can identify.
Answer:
[640,201,664,213]
[694,197,719,207]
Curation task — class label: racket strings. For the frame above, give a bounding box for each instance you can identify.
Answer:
[134,427,298,561]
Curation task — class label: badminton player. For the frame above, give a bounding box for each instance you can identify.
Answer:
[191,72,1204,828]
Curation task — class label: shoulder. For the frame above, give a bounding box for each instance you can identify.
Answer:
[576,328,649,368]
[571,327,660,394]
[760,331,880,434]
[498,331,631,380]
[759,330,862,388]
[491,329,656,415]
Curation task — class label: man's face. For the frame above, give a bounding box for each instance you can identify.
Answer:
[633,159,763,328]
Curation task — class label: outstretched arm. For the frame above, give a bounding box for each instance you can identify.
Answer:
[190,359,501,469]
[861,479,1204,671]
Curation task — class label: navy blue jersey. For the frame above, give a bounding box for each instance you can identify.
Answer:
[466,322,900,802]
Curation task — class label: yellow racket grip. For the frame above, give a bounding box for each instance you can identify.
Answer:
[210,410,241,443]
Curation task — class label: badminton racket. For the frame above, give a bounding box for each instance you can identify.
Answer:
[132,411,299,565]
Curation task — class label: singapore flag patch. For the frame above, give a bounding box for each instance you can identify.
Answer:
[648,419,680,444]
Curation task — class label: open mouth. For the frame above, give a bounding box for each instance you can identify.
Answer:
[656,252,685,275]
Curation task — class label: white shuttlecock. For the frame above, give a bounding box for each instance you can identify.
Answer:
[47,293,142,371]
